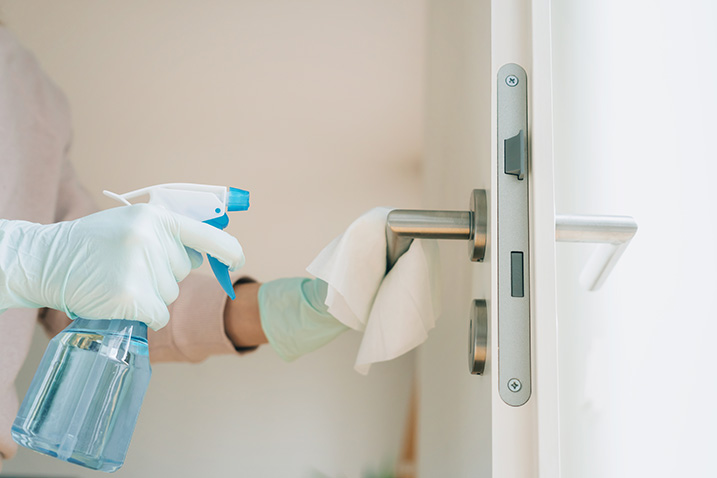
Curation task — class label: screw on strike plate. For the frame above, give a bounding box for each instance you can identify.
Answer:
[508,378,522,392]
[506,75,519,87]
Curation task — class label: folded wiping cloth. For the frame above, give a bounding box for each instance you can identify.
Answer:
[307,207,442,374]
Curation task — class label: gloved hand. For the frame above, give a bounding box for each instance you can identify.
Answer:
[0,204,245,330]
[259,278,348,361]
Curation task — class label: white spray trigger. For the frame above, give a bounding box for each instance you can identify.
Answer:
[103,183,228,222]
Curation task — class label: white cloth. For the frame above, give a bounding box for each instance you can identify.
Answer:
[307,207,441,374]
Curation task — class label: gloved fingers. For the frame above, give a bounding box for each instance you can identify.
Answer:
[150,254,181,306]
[139,295,171,331]
[172,214,245,271]
[119,251,175,329]
[162,236,193,282]
[185,247,204,269]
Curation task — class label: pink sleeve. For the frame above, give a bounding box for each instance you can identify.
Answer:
[148,274,251,363]
[53,154,97,224]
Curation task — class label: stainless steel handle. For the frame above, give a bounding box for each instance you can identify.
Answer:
[555,214,638,290]
[385,189,487,271]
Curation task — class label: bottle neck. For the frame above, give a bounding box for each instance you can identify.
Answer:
[67,318,148,341]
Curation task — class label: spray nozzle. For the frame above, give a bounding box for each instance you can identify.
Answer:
[227,187,250,212]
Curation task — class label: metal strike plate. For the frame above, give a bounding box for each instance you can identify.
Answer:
[497,63,531,406]
[468,300,488,375]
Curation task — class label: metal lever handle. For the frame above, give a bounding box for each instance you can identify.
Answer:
[386,189,487,271]
[555,214,638,291]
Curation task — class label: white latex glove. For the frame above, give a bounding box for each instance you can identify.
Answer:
[0,204,244,330]
[259,277,348,362]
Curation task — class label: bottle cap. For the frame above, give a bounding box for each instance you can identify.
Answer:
[227,188,250,212]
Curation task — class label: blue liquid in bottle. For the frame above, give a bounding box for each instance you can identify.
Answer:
[12,318,151,473]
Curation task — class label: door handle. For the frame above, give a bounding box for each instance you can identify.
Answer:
[385,189,487,271]
[555,214,638,291]
[385,189,489,377]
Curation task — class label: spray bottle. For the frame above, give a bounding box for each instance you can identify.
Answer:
[11,183,249,472]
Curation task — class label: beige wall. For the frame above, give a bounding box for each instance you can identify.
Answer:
[0,1,425,476]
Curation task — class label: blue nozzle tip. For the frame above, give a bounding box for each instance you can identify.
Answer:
[227,187,250,212]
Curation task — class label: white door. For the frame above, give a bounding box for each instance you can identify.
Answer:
[551,2,717,477]
[415,1,560,476]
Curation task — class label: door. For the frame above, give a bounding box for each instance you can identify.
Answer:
[416,1,560,476]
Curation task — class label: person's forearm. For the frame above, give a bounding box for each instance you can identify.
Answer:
[224,281,268,348]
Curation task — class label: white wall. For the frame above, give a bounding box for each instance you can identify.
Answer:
[418,2,493,477]
[0,1,425,477]
[553,1,717,476]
